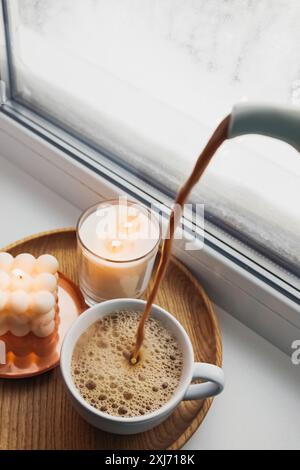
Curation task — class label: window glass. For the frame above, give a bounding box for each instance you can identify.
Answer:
[4,0,300,276]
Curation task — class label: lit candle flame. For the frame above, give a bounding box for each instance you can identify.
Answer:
[111,240,122,250]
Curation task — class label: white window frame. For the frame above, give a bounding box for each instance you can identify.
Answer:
[0,1,299,356]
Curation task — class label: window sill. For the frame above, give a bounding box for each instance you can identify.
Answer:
[0,108,299,356]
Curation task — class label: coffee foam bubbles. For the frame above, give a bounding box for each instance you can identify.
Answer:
[71,310,183,418]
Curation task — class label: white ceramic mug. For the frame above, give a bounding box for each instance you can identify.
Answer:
[60,299,225,435]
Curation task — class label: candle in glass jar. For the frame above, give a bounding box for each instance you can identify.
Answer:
[77,200,161,305]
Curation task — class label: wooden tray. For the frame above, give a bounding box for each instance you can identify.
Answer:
[0,228,222,450]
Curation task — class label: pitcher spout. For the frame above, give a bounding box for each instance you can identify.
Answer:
[229,103,300,152]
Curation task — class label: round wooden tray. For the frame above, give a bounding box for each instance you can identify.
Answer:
[0,228,222,450]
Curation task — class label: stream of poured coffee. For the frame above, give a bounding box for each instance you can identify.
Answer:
[131,115,231,363]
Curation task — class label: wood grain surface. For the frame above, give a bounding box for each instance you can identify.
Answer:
[0,228,222,450]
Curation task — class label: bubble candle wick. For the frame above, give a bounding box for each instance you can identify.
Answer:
[12,269,25,279]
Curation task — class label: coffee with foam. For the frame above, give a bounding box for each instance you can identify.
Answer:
[71,310,183,417]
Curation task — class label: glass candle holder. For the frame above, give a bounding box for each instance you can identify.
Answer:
[77,199,161,306]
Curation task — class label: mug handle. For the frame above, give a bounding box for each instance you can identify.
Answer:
[183,363,225,401]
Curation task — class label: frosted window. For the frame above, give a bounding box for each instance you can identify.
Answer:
[5,0,300,274]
